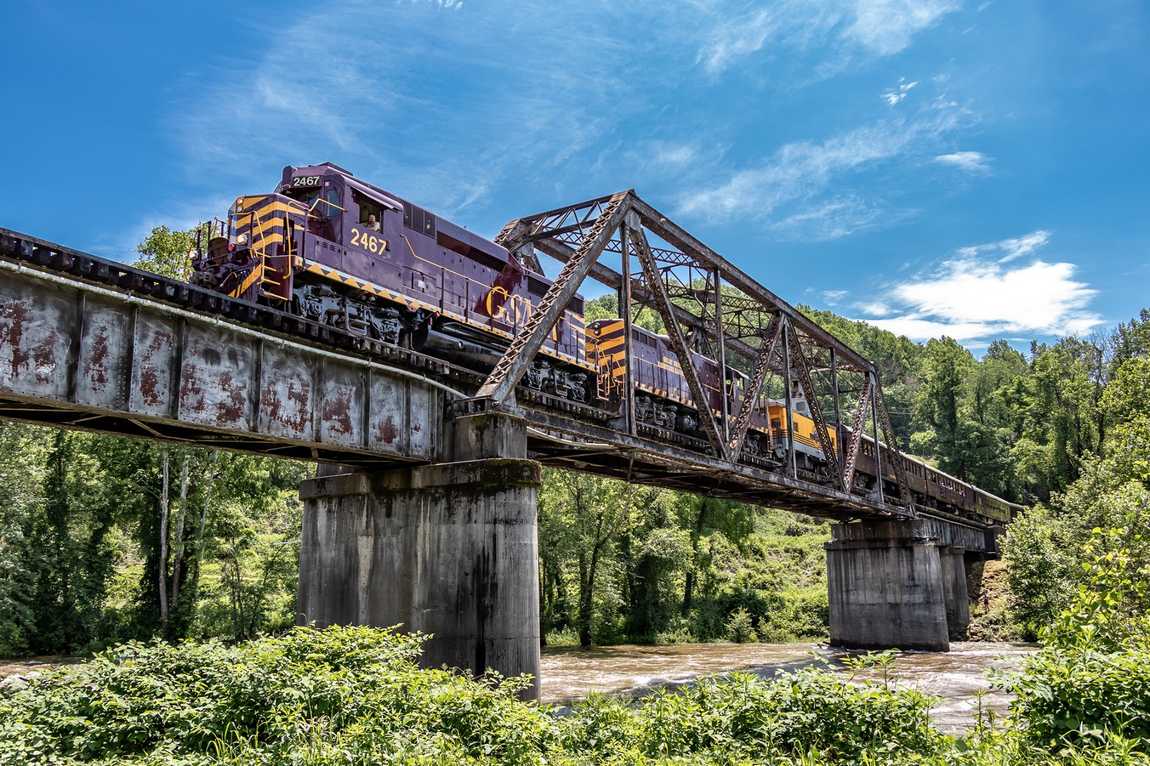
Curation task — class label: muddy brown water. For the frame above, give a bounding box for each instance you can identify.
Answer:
[541,641,1038,733]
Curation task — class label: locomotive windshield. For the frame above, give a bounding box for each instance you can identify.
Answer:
[284,182,342,240]
[285,185,321,207]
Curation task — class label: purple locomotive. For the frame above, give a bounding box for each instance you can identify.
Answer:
[192,162,592,401]
[192,162,1016,524]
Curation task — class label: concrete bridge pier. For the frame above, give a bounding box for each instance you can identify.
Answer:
[296,412,542,699]
[826,520,971,651]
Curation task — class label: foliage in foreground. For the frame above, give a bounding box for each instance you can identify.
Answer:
[2,626,1148,766]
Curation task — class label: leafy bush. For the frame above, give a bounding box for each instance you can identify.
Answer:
[992,517,1150,759]
[724,608,758,643]
[559,669,940,764]
[1010,647,1150,750]
[0,626,555,765]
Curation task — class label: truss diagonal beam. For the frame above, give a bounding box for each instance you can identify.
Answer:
[842,376,873,493]
[493,220,544,274]
[531,238,763,362]
[790,332,843,491]
[630,222,728,460]
[476,191,630,404]
[728,313,783,459]
[627,196,873,372]
[874,377,914,511]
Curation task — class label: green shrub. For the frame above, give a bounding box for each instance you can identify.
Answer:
[1010,647,1150,750]
[0,626,556,765]
[559,670,941,764]
[725,608,759,643]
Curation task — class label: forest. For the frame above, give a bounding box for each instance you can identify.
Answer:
[0,225,1149,656]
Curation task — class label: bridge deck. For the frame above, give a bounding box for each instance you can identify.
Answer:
[0,227,997,544]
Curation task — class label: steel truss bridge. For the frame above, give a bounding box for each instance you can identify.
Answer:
[0,190,991,536]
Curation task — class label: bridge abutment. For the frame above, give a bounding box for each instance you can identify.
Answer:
[826,520,972,651]
[297,412,542,699]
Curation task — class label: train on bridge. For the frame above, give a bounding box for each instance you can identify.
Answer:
[188,162,1015,526]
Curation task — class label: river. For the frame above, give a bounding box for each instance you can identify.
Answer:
[540,641,1038,733]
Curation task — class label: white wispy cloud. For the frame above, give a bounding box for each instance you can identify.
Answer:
[956,229,1051,263]
[91,195,232,262]
[858,236,1101,343]
[768,196,900,241]
[173,1,639,218]
[678,97,968,230]
[698,0,960,75]
[934,150,992,174]
[648,141,701,169]
[823,289,849,303]
[856,300,893,316]
[845,0,960,55]
[882,78,919,106]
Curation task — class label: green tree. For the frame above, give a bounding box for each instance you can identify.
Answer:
[134,225,200,280]
[914,337,974,477]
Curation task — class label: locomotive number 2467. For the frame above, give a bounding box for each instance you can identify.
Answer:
[351,227,388,255]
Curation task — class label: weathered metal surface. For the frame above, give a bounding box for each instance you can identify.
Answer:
[0,270,439,463]
[0,279,74,399]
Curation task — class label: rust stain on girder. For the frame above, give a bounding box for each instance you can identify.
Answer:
[1,301,28,375]
[378,415,398,444]
[86,328,110,391]
[138,330,172,407]
[321,389,355,436]
[214,371,248,425]
[262,379,312,436]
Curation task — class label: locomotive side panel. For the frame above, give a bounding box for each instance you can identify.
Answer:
[274,164,590,372]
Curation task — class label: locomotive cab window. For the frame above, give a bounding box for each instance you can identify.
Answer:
[354,192,383,232]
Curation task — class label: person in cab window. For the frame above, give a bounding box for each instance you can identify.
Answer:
[366,214,381,232]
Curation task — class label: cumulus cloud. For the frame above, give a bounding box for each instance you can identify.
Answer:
[934,150,992,174]
[858,238,1102,343]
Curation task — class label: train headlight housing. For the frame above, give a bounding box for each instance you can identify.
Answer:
[235,233,248,245]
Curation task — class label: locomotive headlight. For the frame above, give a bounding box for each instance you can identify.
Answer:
[235,233,248,245]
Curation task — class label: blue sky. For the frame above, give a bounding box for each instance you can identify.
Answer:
[2,0,1147,350]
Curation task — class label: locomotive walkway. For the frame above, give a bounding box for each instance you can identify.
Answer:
[0,193,1009,698]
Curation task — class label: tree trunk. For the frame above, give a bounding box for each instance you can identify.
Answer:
[682,499,710,616]
[576,549,592,648]
[169,455,191,617]
[157,450,170,631]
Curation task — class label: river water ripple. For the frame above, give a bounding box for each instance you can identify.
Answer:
[540,641,1038,733]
